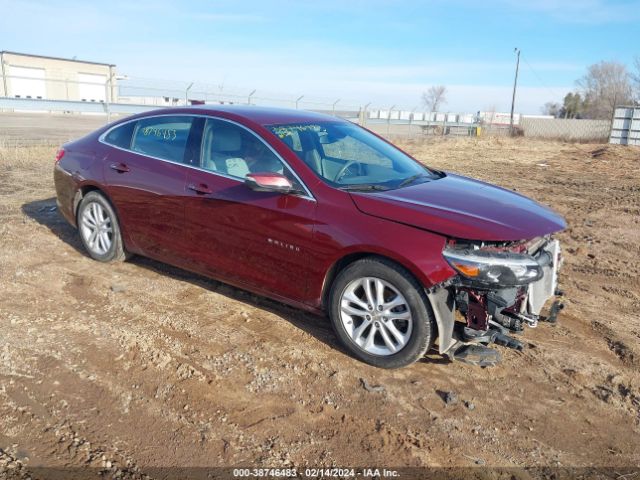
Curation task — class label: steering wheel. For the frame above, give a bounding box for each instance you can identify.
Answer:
[334,160,362,182]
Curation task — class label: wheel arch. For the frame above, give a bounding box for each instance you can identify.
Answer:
[74,183,112,219]
[74,184,135,253]
[320,252,441,341]
[321,248,444,306]
[321,251,374,311]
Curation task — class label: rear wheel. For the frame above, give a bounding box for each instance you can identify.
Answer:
[77,191,128,262]
[329,257,435,368]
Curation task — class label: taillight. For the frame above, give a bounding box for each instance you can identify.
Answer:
[55,148,65,163]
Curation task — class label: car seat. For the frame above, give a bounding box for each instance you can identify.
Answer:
[304,149,323,175]
[203,126,243,174]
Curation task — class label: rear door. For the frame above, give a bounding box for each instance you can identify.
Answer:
[183,117,316,302]
[102,115,202,262]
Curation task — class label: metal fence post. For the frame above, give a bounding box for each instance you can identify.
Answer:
[105,75,112,123]
[608,102,618,144]
[362,102,371,126]
[248,89,256,105]
[295,95,304,109]
[185,82,194,106]
[409,106,418,135]
[332,98,340,116]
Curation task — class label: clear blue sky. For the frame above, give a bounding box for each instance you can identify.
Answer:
[1,0,638,113]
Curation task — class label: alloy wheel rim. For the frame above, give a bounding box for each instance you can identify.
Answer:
[339,276,413,356]
[80,202,113,255]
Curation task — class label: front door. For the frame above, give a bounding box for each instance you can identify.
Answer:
[183,118,316,303]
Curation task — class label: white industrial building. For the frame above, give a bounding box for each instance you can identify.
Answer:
[0,51,117,103]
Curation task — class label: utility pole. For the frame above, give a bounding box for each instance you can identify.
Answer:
[509,48,520,135]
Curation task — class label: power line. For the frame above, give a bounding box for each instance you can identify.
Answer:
[520,55,605,154]
[521,55,569,102]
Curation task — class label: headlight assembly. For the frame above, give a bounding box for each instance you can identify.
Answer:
[443,248,542,287]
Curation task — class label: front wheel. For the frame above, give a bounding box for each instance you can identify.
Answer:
[77,191,129,262]
[329,257,435,368]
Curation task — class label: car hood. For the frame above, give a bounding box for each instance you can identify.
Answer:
[349,173,567,241]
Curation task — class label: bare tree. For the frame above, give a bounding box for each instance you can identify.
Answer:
[576,61,633,119]
[541,101,561,117]
[422,85,447,112]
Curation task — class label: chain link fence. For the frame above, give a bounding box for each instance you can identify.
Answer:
[520,118,610,142]
[365,118,611,142]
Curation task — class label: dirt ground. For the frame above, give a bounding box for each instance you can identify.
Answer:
[0,135,639,478]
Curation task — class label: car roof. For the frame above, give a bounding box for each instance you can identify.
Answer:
[139,105,346,126]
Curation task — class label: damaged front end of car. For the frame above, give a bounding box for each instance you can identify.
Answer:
[426,236,564,366]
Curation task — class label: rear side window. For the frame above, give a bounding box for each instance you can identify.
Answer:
[104,122,134,149]
[131,116,194,163]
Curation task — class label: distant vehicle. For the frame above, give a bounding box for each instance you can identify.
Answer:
[54,106,566,368]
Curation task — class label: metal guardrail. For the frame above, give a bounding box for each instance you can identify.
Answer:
[0,96,363,122]
[0,96,157,117]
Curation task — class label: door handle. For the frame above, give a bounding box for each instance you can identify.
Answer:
[187,183,213,195]
[109,162,130,173]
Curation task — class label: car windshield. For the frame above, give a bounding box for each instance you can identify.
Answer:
[268,122,440,190]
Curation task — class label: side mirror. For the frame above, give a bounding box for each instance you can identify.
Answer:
[245,172,294,194]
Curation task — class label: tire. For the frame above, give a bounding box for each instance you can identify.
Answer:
[77,191,129,262]
[329,257,435,369]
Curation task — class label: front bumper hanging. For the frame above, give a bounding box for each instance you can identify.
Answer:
[427,237,564,365]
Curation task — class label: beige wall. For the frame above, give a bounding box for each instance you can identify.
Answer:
[0,53,117,101]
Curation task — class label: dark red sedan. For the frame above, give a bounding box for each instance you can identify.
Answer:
[54,106,566,368]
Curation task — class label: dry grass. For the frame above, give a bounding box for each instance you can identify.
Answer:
[0,144,57,170]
